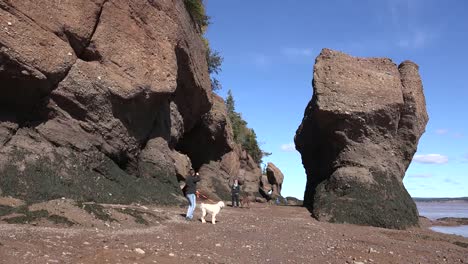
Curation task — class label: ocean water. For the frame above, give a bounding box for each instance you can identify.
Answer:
[430,226,468,238]
[416,201,468,238]
[416,201,468,220]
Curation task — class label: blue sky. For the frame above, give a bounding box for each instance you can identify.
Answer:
[204,0,468,199]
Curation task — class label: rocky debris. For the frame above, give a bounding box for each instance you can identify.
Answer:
[0,198,171,228]
[0,196,25,208]
[285,197,303,206]
[295,48,429,229]
[134,248,145,254]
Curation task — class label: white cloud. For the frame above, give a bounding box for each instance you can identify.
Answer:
[434,129,464,138]
[409,173,433,178]
[396,30,431,49]
[444,178,460,185]
[252,53,271,68]
[282,48,314,57]
[413,154,448,164]
[435,129,449,135]
[462,154,468,163]
[386,0,438,49]
[387,0,420,27]
[280,143,296,152]
[396,39,410,48]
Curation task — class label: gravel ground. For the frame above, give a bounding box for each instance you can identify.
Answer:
[0,202,467,264]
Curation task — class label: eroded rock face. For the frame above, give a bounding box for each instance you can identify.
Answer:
[0,0,210,204]
[176,94,234,170]
[201,145,261,201]
[0,0,270,204]
[260,162,284,199]
[295,49,428,229]
[179,96,262,201]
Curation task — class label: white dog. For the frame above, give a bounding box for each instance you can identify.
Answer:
[200,201,225,224]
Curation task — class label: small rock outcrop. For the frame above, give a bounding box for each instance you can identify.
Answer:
[285,197,303,206]
[295,49,429,229]
[259,162,284,199]
[196,145,262,201]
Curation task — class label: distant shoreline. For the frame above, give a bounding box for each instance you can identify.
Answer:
[413,197,468,202]
[433,217,468,226]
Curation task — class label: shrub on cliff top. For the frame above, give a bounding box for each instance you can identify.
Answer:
[207,46,223,91]
[207,46,222,75]
[185,1,223,92]
[184,0,209,31]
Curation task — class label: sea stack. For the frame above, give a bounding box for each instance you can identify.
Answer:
[295,48,429,229]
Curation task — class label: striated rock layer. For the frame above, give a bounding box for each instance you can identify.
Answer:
[295,49,429,229]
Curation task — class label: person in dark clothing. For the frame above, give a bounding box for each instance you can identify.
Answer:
[231,179,240,207]
[184,169,200,221]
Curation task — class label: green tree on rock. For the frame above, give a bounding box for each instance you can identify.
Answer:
[225,90,270,165]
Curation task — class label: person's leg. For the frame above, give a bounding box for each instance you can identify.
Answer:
[185,194,192,218]
[235,194,240,207]
[192,195,197,217]
[232,194,235,207]
[188,194,196,219]
[186,194,195,219]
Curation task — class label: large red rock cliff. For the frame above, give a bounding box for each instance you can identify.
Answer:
[0,0,265,204]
